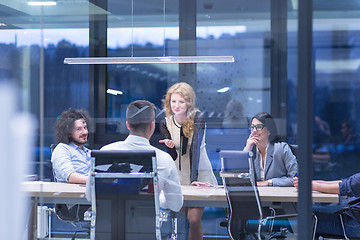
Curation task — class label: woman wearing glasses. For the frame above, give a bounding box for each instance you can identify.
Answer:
[244,112,298,186]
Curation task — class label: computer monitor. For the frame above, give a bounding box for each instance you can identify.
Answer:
[91,150,155,173]
[90,150,156,194]
[205,128,250,171]
[219,150,252,173]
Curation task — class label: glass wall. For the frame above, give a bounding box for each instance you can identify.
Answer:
[1,0,360,238]
[312,16,360,180]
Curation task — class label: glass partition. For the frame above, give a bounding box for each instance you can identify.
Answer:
[2,0,360,238]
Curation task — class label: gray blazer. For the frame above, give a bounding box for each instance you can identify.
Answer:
[253,142,298,187]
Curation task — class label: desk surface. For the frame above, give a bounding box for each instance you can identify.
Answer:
[181,185,339,203]
[22,181,339,205]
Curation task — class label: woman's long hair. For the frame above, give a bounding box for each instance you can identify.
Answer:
[252,112,280,143]
[163,82,198,138]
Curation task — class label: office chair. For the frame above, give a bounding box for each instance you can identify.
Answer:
[89,150,163,240]
[315,197,360,240]
[49,144,91,239]
[289,144,298,158]
[160,209,178,240]
[220,150,298,240]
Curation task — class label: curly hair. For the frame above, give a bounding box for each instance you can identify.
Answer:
[54,108,92,144]
[163,82,198,138]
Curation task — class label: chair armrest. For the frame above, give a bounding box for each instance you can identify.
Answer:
[265,213,298,221]
[337,207,360,214]
[348,197,360,205]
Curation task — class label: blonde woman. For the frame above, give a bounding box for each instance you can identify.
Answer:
[159,82,217,240]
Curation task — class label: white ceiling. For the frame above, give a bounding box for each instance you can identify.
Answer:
[0,0,359,29]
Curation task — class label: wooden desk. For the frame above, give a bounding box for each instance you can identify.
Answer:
[22,181,339,206]
[181,185,338,207]
[21,181,90,204]
[22,181,339,239]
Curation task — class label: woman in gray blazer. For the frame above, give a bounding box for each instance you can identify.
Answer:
[243,112,298,187]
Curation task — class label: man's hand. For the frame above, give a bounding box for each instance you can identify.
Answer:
[191,181,213,187]
[159,139,175,148]
[293,176,299,190]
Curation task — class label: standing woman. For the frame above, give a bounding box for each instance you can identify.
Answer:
[243,112,298,187]
[159,82,217,240]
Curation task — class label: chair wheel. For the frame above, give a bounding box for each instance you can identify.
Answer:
[220,219,229,227]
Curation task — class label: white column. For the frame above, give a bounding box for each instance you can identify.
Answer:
[0,83,36,240]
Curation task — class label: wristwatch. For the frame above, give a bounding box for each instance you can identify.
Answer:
[268,179,273,186]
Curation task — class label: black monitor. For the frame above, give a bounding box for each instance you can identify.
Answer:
[219,150,251,173]
[90,150,156,194]
[91,150,156,173]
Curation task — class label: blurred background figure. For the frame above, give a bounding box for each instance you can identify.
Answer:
[340,119,357,145]
[312,116,332,179]
[329,119,360,179]
[314,116,331,149]
[222,99,249,129]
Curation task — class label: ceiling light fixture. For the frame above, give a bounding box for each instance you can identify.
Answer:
[64,56,234,65]
[64,0,234,65]
[27,1,56,6]
[217,87,230,93]
[107,89,123,95]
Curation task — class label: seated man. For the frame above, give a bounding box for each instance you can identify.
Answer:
[293,174,360,238]
[51,108,92,221]
[51,108,91,184]
[101,100,183,212]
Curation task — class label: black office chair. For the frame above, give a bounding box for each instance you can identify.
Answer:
[289,144,298,158]
[314,197,360,240]
[89,150,164,240]
[219,150,298,240]
[50,144,91,239]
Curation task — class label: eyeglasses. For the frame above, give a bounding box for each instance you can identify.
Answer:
[249,124,265,131]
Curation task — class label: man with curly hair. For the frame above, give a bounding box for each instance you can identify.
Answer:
[51,108,92,184]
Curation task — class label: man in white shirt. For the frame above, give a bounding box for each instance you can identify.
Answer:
[101,100,183,212]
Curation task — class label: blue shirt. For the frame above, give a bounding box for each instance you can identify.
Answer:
[339,172,360,221]
[51,142,91,182]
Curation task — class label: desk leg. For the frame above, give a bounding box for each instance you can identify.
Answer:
[27,198,37,240]
[281,202,297,233]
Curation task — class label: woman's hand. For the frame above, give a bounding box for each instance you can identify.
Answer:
[159,139,175,148]
[244,132,259,151]
[257,180,270,187]
[192,181,213,187]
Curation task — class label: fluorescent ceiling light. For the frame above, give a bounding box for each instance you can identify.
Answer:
[107,89,123,96]
[217,87,230,93]
[64,56,234,64]
[27,1,56,6]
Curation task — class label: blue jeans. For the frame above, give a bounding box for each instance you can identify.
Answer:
[315,211,360,238]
